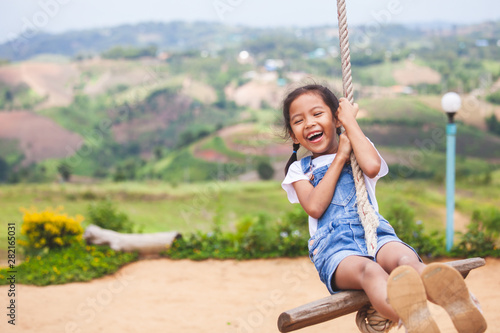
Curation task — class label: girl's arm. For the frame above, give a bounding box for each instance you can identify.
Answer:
[292,135,352,219]
[337,98,381,178]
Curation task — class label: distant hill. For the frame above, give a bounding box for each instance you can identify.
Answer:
[2,20,499,62]
[0,21,252,61]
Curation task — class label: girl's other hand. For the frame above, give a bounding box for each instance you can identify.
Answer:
[337,133,352,162]
[337,97,359,126]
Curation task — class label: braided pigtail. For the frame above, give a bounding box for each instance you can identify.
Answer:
[284,143,300,176]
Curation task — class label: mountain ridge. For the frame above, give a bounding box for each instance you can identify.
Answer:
[2,20,499,61]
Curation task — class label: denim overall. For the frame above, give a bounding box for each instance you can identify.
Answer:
[301,155,419,294]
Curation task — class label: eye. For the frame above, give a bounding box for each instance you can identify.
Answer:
[314,111,323,116]
[293,119,303,125]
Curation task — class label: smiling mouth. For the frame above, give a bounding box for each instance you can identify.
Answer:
[307,132,323,143]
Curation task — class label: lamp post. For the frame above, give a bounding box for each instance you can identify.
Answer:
[441,92,461,252]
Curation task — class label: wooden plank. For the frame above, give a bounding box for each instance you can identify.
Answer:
[278,258,485,332]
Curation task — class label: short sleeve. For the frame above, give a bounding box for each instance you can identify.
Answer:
[377,157,388,179]
[281,161,309,204]
[366,138,388,180]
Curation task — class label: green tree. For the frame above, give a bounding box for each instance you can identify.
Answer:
[154,146,164,160]
[0,157,8,182]
[57,162,72,182]
[486,114,500,135]
[486,91,500,105]
[113,167,126,182]
[257,161,275,180]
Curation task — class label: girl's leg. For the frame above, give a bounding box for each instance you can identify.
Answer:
[375,241,426,274]
[334,255,400,323]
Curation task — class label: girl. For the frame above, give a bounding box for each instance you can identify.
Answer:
[281,84,486,333]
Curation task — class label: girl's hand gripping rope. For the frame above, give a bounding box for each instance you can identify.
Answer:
[337,97,359,128]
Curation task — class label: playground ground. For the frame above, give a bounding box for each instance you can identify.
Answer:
[1,257,498,332]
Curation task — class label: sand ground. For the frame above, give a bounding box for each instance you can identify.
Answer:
[1,257,498,333]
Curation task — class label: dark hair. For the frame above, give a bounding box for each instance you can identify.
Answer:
[282,84,340,175]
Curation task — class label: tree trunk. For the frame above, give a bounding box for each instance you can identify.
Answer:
[83,224,181,255]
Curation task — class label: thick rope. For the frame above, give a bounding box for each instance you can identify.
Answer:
[336,2,394,332]
[356,305,396,333]
[337,0,378,257]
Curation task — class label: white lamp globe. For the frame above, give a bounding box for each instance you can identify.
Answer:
[441,92,462,114]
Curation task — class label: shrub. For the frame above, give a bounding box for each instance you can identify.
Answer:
[384,201,445,258]
[235,213,276,257]
[19,207,84,254]
[452,209,500,257]
[479,207,500,236]
[87,199,134,233]
[275,206,309,257]
[164,207,309,260]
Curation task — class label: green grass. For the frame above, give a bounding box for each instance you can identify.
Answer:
[114,75,184,105]
[354,61,400,87]
[378,180,446,232]
[200,136,247,161]
[248,107,282,127]
[358,96,445,123]
[483,60,500,75]
[0,242,138,286]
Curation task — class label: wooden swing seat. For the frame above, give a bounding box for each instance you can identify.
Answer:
[278,257,485,332]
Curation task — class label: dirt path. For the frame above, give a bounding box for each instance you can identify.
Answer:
[1,257,498,333]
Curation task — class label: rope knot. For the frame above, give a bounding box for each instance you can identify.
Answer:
[356,305,396,333]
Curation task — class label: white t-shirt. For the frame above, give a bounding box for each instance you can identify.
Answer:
[281,144,388,237]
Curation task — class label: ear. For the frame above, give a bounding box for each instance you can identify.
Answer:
[290,131,300,144]
[334,117,342,130]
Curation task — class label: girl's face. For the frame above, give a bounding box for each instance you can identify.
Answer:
[289,93,341,158]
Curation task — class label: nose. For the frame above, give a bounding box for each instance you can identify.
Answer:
[305,116,316,128]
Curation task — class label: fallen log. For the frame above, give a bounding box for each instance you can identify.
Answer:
[83,224,181,255]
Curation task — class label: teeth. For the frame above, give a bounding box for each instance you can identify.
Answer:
[307,132,322,139]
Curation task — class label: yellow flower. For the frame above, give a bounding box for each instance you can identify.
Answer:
[44,223,59,234]
[19,206,84,250]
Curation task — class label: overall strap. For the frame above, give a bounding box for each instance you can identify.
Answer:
[300,156,313,174]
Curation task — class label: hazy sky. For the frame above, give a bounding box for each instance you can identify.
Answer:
[1,0,499,44]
